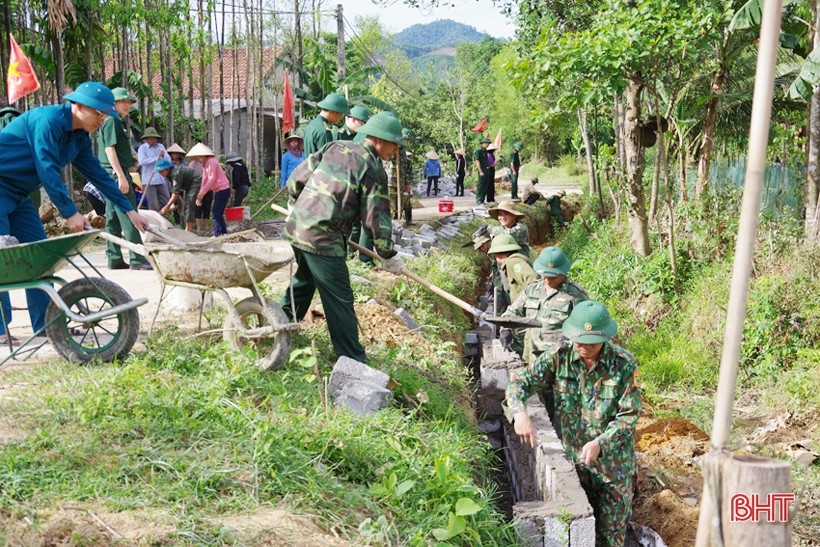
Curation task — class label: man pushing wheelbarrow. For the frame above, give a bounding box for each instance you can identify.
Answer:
[0,82,150,346]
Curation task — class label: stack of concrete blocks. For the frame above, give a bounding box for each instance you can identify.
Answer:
[413,175,474,198]
[328,356,393,415]
[390,213,479,259]
[476,337,595,546]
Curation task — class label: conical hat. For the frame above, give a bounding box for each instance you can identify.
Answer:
[425,151,438,160]
[166,143,187,155]
[186,142,215,157]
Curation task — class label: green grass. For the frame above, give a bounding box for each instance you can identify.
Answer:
[520,158,586,189]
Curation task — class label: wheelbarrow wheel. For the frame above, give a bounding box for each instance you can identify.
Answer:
[44,278,140,363]
[223,297,292,371]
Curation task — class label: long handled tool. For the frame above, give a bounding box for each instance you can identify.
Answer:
[270,202,538,328]
[252,186,287,219]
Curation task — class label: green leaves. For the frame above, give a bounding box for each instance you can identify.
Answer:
[787,47,820,101]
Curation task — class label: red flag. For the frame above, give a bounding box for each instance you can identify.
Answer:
[281,70,295,135]
[470,117,488,132]
[7,34,40,104]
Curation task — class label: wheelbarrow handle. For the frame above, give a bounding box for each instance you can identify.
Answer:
[96,230,147,256]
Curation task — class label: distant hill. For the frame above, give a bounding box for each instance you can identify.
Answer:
[393,19,488,59]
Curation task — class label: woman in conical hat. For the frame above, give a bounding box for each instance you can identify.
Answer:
[186,143,231,236]
[166,143,187,166]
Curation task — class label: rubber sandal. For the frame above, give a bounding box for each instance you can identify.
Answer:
[2,335,21,347]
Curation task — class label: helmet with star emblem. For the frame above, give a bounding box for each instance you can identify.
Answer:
[533,246,571,277]
[562,300,617,343]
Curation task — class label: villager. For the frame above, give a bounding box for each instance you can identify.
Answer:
[303,92,349,156]
[423,151,441,197]
[474,137,491,205]
[454,149,466,197]
[82,182,106,216]
[506,300,641,547]
[488,200,530,256]
[335,104,371,141]
[281,112,405,362]
[486,142,498,204]
[187,155,211,233]
[166,143,187,166]
[501,246,588,364]
[157,158,202,232]
[137,126,169,211]
[522,177,542,205]
[0,82,150,343]
[281,131,304,188]
[546,190,567,228]
[225,152,250,206]
[97,87,152,271]
[187,142,231,237]
[510,141,523,201]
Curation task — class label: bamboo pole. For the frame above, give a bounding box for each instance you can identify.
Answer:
[696,1,787,545]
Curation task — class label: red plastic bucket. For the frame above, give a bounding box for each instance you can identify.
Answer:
[438,199,453,213]
[225,206,248,221]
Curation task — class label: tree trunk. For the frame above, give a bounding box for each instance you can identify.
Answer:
[623,73,651,257]
[145,7,155,125]
[52,32,66,98]
[198,0,206,135]
[614,95,626,175]
[578,108,597,196]
[806,0,820,241]
[219,0,226,152]
[649,141,660,220]
[695,66,728,200]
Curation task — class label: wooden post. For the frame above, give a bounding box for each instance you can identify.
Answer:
[696,1,789,545]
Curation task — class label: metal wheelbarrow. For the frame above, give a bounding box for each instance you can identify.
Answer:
[105,228,299,371]
[0,231,147,365]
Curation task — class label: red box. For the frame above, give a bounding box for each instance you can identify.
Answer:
[438,199,453,213]
[225,206,248,221]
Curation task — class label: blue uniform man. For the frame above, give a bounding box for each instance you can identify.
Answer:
[0,82,150,343]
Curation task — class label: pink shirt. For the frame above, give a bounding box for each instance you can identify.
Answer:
[197,156,230,199]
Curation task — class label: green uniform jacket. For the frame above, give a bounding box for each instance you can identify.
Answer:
[334,125,356,141]
[474,147,490,171]
[510,149,521,175]
[505,340,641,485]
[499,253,538,305]
[166,165,202,194]
[303,114,334,156]
[489,222,531,258]
[502,278,588,363]
[284,140,396,259]
[97,116,135,170]
[547,194,565,225]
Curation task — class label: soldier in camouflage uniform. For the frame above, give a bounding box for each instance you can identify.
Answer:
[303,92,349,156]
[487,201,530,315]
[501,246,588,364]
[487,234,537,310]
[281,113,406,362]
[505,300,641,547]
[334,104,371,141]
[546,190,567,228]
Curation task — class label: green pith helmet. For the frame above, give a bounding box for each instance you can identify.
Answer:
[533,246,571,277]
[349,104,372,122]
[562,300,617,344]
[317,92,350,115]
[111,87,136,102]
[357,112,405,144]
[473,235,491,251]
[402,128,412,140]
[487,234,521,255]
[155,158,174,172]
[382,110,399,119]
[514,141,523,149]
[480,137,491,144]
[141,127,162,140]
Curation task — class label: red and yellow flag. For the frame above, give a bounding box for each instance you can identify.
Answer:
[7,34,40,104]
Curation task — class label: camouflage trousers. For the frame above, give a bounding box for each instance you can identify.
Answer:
[388,178,399,219]
[576,465,633,547]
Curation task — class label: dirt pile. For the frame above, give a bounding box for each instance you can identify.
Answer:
[632,417,710,547]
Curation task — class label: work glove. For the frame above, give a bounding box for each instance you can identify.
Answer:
[471,224,489,240]
[380,255,405,275]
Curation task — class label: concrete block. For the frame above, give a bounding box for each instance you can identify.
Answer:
[480,365,510,391]
[366,299,379,306]
[478,419,501,434]
[164,286,213,313]
[464,346,479,357]
[465,332,479,345]
[394,308,420,332]
[543,517,570,547]
[335,380,393,415]
[419,224,436,236]
[513,514,542,547]
[350,274,372,285]
[329,356,390,398]
[570,515,596,546]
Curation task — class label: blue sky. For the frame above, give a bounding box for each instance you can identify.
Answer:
[339,0,516,39]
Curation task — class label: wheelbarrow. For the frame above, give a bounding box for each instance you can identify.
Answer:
[102,228,300,371]
[0,231,148,365]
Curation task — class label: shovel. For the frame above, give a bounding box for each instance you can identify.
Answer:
[269,202,538,329]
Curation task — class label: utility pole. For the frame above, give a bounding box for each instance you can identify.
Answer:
[336,4,345,82]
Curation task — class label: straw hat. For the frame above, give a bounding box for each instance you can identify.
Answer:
[487,142,498,151]
[488,200,526,220]
[166,143,187,155]
[454,149,465,156]
[186,142,215,157]
[425,151,438,160]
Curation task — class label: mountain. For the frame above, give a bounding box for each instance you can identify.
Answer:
[393,19,488,60]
